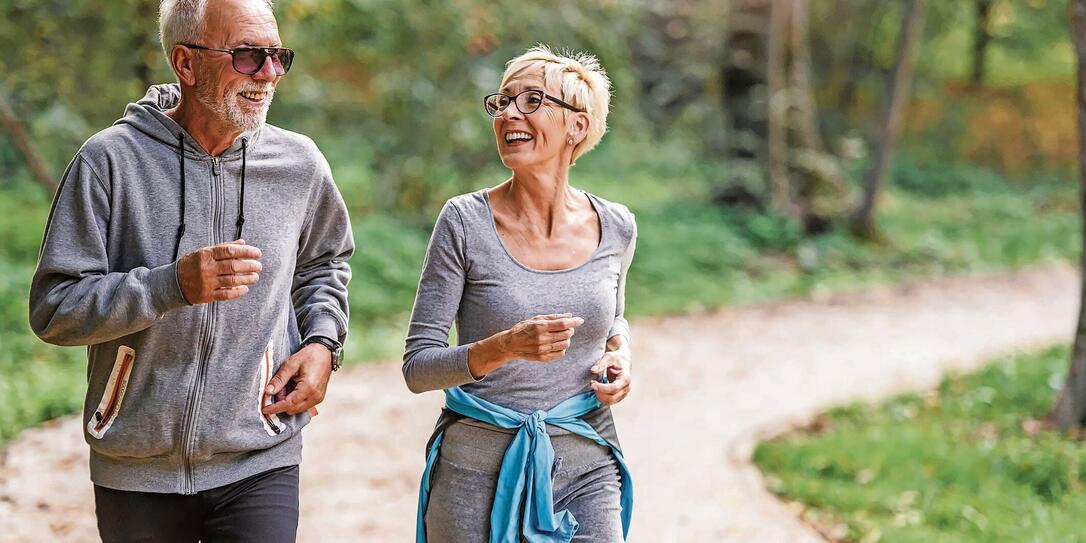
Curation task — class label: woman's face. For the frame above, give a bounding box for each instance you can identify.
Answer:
[492,73,572,172]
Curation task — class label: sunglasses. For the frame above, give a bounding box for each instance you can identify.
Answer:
[181,44,295,76]
[483,90,583,117]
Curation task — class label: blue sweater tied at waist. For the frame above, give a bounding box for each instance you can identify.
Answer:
[416,387,633,543]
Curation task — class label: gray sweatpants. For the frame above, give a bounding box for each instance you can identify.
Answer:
[424,420,624,542]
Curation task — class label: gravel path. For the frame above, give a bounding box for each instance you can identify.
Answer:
[0,264,1077,542]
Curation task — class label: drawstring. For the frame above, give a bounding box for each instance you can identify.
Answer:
[174,132,187,261]
[236,138,247,240]
[173,134,249,258]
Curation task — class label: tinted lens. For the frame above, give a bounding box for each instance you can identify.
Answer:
[516,91,544,114]
[232,48,293,76]
[484,94,509,117]
[232,48,265,74]
[275,48,294,74]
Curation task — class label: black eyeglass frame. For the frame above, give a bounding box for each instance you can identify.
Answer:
[180,43,295,76]
[483,89,584,117]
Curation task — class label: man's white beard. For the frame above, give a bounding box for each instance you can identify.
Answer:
[196,78,274,133]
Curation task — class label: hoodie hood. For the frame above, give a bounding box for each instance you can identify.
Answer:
[115,83,261,159]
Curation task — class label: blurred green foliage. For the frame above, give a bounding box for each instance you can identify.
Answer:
[754,345,1086,542]
[2,154,1077,443]
[0,185,86,443]
[273,0,645,210]
[0,0,1082,450]
[2,0,1077,199]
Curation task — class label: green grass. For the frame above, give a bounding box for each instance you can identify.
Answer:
[754,345,1086,543]
[0,153,1080,444]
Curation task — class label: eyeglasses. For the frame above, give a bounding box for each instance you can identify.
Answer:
[180,44,295,76]
[483,90,583,117]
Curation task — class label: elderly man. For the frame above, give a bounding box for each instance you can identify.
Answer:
[27,0,353,540]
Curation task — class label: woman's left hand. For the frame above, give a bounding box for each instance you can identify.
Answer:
[590,338,632,406]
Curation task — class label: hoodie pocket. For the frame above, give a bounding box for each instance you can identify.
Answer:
[87,346,136,439]
[258,340,286,436]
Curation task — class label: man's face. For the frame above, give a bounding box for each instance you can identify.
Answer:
[192,0,283,132]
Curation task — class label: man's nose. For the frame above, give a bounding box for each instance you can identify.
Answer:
[252,53,279,82]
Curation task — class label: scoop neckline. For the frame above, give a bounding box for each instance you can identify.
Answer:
[480,188,606,275]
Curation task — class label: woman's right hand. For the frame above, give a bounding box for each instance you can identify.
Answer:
[468,313,583,378]
[502,313,583,361]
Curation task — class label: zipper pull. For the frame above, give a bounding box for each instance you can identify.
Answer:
[212,157,221,176]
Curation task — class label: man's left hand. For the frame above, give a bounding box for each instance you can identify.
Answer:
[262,343,332,416]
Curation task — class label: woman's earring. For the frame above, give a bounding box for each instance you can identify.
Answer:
[567,137,574,145]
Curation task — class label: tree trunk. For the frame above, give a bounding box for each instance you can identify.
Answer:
[719,0,772,208]
[1050,0,1086,432]
[852,0,924,238]
[721,0,848,225]
[971,0,993,88]
[789,0,851,234]
[767,0,800,217]
[722,0,771,165]
[789,0,825,154]
[0,90,56,194]
[630,4,701,136]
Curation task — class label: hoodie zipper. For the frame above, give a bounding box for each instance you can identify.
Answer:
[177,156,222,494]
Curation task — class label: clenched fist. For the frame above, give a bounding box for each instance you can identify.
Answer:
[500,313,584,362]
[468,313,584,378]
[177,240,262,304]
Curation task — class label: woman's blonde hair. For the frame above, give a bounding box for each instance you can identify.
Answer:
[500,45,612,163]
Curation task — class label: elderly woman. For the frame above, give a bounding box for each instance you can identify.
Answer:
[403,46,637,542]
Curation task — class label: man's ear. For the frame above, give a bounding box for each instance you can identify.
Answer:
[170,45,197,87]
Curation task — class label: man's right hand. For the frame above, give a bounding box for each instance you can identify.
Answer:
[177,240,262,304]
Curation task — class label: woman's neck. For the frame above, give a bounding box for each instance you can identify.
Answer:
[503,167,577,237]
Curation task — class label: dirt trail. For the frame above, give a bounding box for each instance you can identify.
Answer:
[0,264,1077,542]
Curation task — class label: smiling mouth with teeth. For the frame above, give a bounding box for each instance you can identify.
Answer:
[239,90,269,103]
[505,131,533,144]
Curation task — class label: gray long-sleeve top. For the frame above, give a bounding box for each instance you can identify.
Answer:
[402,189,636,413]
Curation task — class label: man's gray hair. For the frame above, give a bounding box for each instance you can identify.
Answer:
[159,0,274,58]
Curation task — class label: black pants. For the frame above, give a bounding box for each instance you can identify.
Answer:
[94,465,300,543]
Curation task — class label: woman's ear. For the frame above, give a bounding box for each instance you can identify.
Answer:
[568,112,591,146]
[170,45,198,87]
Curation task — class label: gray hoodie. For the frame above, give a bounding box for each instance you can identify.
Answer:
[28,84,354,494]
